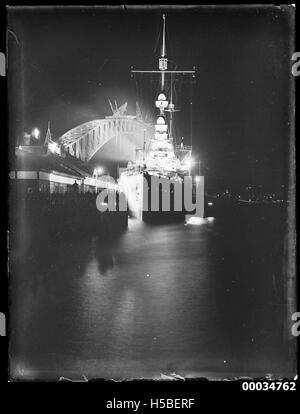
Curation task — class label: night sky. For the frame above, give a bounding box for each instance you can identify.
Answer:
[7,5,294,190]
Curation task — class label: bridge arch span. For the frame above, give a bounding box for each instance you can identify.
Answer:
[59,116,151,163]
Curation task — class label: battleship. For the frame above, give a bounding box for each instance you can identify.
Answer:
[119,14,201,221]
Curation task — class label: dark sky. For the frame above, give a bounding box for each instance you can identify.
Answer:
[7,5,294,190]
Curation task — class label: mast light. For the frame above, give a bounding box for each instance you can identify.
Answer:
[158,93,166,100]
[157,116,166,125]
[156,93,168,109]
[159,58,168,71]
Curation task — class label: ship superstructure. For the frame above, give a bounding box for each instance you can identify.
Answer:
[119,14,196,220]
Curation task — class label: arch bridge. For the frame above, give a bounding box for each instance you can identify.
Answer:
[59,113,151,163]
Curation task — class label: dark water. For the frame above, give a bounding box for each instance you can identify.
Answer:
[9,206,295,380]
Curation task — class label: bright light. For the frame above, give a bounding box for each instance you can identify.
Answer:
[186,216,205,225]
[31,128,40,139]
[157,116,166,125]
[94,167,104,176]
[154,132,168,140]
[156,95,168,109]
[184,157,194,169]
[158,93,167,101]
[48,142,56,152]
[48,141,61,154]
[155,124,168,133]
[208,202,213,206]
[186,216,215,225]
[195,176,201,183]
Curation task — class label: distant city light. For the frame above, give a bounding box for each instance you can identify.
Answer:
[31,128,40,139]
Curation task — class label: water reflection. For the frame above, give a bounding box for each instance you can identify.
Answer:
[94,237,115,275]
[9,207,295,380]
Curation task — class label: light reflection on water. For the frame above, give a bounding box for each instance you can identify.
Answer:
[10,211,293,380]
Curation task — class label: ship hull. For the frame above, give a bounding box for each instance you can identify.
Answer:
[119,171,186,222]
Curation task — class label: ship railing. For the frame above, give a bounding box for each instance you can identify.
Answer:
[175,145,192,151]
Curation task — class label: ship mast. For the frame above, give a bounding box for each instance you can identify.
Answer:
[131,14,195,78]
[169,75,173,140]
[162,13,166,57]
[131,14,195,173]
[161,13,166,90]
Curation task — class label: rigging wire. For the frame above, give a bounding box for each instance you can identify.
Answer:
[154,20,162,56]
[173,79,179,148]
[165,23,174,62]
